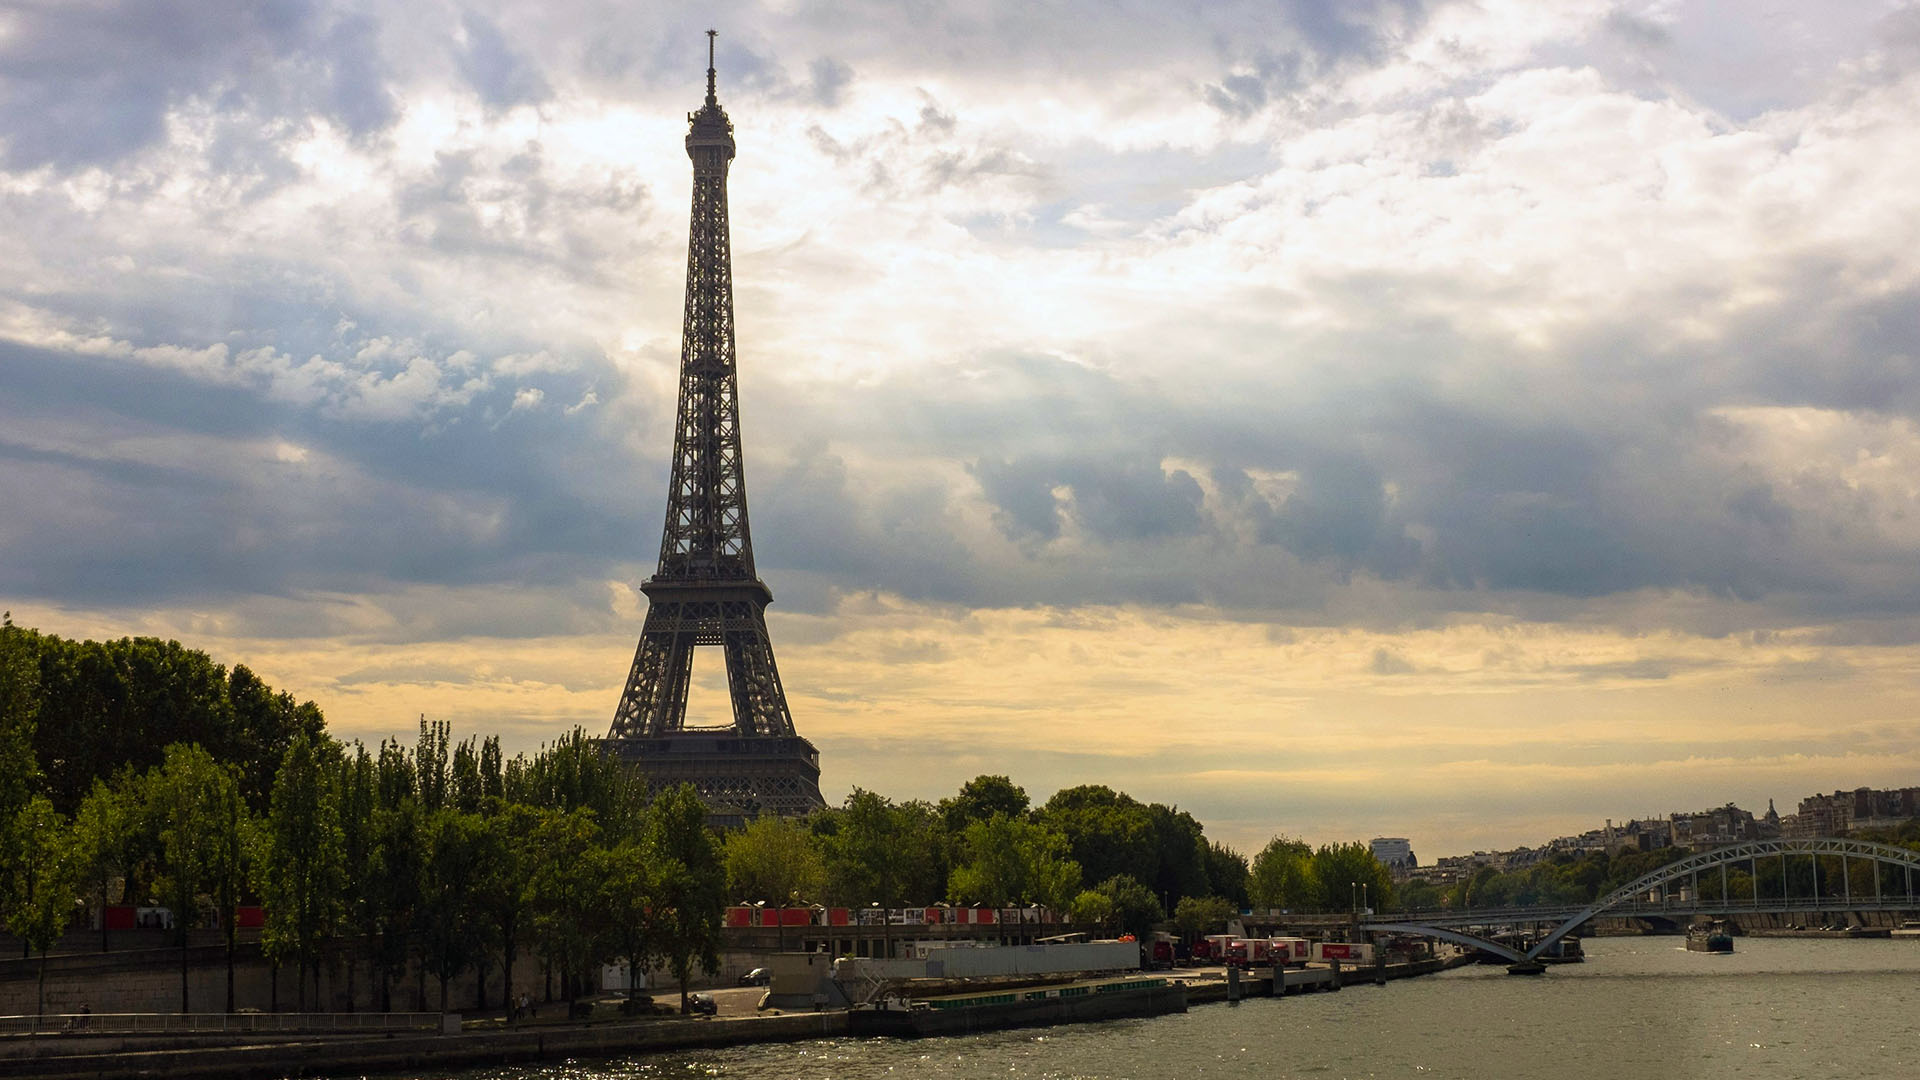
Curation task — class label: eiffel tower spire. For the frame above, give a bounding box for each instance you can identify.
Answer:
[605,34,824,821]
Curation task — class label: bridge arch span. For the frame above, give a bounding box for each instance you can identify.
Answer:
[1526,837,1920,959]
[1361,838,1920,965]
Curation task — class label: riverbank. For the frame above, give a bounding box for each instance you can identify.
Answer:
[1,957,1469,1079]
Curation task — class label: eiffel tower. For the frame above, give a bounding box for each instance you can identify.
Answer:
[605,32,825,824]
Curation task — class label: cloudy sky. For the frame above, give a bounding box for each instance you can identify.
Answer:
[6,0,1920,857]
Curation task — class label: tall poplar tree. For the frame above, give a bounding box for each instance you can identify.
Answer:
[146,743,240,1013]
[5,795,79,1025]
[262,733,345,1011]
[650,785,725,1014]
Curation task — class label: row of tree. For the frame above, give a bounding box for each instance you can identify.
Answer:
[719,773,1254,942]
[0,619,1409,1017]
[719,777,1406,940]
[2,709,729,1016]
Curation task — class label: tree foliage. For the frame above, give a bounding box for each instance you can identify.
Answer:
[947,812,1081,909]
[724,813,826,905]
[1248,836,1317,910]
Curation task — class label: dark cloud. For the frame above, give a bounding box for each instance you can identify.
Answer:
[0,0,395,171]
[458,11,553,110]
[807,57,853,107]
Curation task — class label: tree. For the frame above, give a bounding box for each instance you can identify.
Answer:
[1308,842,1393,914]
[1067,888,1112,928]
[724,813,826,905]
[650,785,726,1013]
[226,664,324,813]
[939,775,1029,833]
[1036,786,1158,892]
[947,813,1081,909]
[4,795,79,1024]
[817,788,945,908]
[1072,874,1162,941]
[70,779,136,954]
[420,808,495,1011]
[369,742,423,1011]
[145,743,242,1013]
[202,762,253,1013]
[598,838,663,1004]
[526,807,607,1009]
[1248,836,1318,911]
[1397,879,1444,912]
[261,733,345,1011]
[1144,804,1210,912]
[335,744,378,1009]
[1172,895,1235,940]
[0,614,40,828]
[476,801,540,1015]
[1203,842,1250,907]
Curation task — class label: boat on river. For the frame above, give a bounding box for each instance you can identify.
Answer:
[1687,921,1734,953]
[1536,936,1585,964]
[848,977,1187,1037]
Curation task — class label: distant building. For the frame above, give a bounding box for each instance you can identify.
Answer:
[1668,803,1761,850]
[1789,787,1920,837]
[1369,837,1417,878]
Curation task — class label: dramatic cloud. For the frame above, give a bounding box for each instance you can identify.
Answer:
[7,0,1920,854]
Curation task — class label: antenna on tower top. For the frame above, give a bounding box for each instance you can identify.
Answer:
[705,29,718,105]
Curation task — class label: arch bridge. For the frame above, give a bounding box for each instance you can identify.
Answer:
[1361,837,1920,965]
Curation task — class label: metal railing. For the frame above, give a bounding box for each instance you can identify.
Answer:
[0,1011,442,1037]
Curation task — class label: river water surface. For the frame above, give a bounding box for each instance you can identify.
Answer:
[421,937,1920,1080]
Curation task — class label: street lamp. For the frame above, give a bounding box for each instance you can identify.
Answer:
[1350,881,1358,913]
[1361,883,1369,914]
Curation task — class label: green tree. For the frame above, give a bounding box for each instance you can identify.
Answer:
[226,664,324,812]
[1144,804,1211,911]
[1073,874,1162,941]
[526,807,607,1009]
[335,744,378,1009]
[1308,842,1394,913]
[70,779,136,953]
[421,808,494,1011]
[203,761,254,1013]
[1397,879,1444,912]
[369,741,424,1010]
[817,789,945,907]
[724,813,826,905]
[939,775,1029,833]
[1172,894,1235,940]
[1248,836,1318,911]
[650,785,726,1013]
[145,743,241,1012]
[261,733,345,1011]
[599,838,663,1004]
[0,614,41,829]
[947,813,1081,909]
[1036,786,1158,892]
[511,728,648,835]
[1067,887,1112,928]
[476,802,539,1015]
[5,795,80,1024]
[1203,842,1250,907]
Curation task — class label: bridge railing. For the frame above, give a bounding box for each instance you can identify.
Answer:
[1373,894,1919,929]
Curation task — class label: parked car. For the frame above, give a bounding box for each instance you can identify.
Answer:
[740,967,770,986]
[687,992,718,1015]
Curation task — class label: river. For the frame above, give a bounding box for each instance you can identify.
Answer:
[419,937,1920,1080]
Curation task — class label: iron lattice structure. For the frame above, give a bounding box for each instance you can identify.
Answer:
[605,34,825,822]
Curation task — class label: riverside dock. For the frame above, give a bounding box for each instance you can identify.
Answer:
[0,955,1472,1080]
